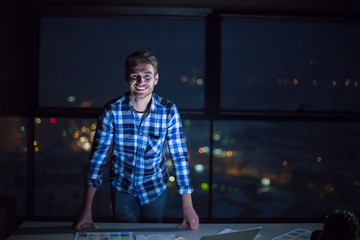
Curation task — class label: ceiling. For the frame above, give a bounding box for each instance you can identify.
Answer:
[9,0,360,17]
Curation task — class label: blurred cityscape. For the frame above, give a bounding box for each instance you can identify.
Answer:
[1,116,359,219]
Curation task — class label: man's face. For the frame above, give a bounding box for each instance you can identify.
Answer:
[125,63,159,99]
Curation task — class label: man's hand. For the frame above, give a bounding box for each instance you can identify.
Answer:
[72,207,98,229]
[179,205,199,230]
[72,187,98,230]
[179,194,199,230]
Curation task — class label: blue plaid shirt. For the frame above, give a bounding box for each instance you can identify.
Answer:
[86,92,193,205]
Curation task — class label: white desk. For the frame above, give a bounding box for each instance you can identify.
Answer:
[7,221,323,240]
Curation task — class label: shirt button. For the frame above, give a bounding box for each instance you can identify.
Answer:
[139,132,143,135]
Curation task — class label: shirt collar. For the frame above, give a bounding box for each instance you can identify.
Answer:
[125,92,159,113]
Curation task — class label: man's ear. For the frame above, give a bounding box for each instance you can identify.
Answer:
[155,73,159,85]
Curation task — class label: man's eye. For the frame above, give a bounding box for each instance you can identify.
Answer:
[144,75,152,79]
[130,75,138,79]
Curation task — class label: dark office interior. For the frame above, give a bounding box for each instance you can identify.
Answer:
[1,0,360,239]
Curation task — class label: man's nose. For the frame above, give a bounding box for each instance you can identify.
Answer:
[136,75,145,83]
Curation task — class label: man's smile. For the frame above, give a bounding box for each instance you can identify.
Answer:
[135,86,147,91]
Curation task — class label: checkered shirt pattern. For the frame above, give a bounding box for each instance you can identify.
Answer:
[86,92,193,205]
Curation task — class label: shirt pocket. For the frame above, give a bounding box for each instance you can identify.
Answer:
[144,132,165,157]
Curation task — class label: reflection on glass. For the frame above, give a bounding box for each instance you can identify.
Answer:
[212,121,360,219]
[0,117,27,216]
[33,117,210,219]
[39,17,205,109]
[221,19,360,111]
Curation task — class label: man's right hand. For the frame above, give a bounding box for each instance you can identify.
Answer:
[72,187,98,229]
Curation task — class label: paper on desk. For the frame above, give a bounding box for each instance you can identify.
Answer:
[272,228,312,240]
[134,233,176,240]
[74,232,132,240]
[218,228,262,240]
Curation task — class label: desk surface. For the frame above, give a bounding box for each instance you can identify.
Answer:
[7,221,323,240]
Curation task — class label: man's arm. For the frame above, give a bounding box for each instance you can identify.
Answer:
[72,187,98,229]
[166,105,199,230]
[179,194,199,230]
[72,106,114,229]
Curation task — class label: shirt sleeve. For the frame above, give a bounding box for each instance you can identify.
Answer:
[166,105,194,195]
[85,107,114,188]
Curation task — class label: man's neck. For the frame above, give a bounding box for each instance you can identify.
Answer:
[131,94,152,113]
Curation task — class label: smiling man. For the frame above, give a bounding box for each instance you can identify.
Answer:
[73,50,199,230]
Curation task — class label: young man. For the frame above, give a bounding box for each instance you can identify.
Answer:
[73,50,199,230]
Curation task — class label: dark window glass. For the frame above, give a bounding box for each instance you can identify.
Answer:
[34,117,209,218]
[221,19,360,111]
[0,117,27,216]
[212,120,360,219]
[39,17,205,109]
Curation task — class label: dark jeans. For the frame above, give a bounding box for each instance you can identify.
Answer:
[110,186,167,223]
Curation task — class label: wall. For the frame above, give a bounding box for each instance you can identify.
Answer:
[0,1,34,115]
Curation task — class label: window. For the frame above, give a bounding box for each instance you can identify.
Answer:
[39,17,205,109]
[25,10,360,221]
[33,118,109,217]
[221,18,360,111]
[212,120,360,219]
[0,117,27,216]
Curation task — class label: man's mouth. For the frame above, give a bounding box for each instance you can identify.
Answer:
[135,86,147,91]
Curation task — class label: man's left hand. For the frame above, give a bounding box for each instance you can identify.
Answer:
[179,194,199,230]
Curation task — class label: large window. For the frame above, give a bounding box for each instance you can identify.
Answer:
[218,17,360,219]
[6,9,356,221]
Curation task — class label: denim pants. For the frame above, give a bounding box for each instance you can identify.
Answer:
[110,186,167,223]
